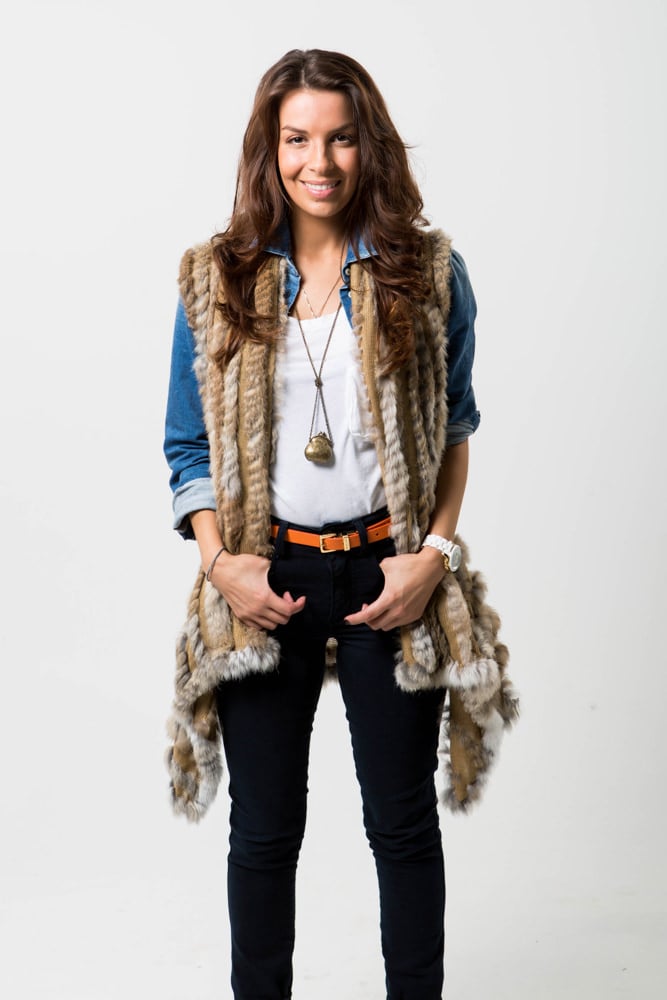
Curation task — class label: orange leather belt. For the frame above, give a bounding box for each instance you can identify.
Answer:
[270,516,392,553]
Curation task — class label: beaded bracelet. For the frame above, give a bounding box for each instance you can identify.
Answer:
[205,545,227,582]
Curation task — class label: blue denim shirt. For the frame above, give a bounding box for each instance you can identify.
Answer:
[165,229,480,535]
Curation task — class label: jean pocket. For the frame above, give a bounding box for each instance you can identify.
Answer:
[346,547,389,608]
[268,554,303,599]
[267,556,282,596]
[370,536,396,566]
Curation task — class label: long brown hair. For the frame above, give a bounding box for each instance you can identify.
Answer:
[212,49,430,370]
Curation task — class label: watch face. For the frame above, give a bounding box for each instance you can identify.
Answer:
[450,545,462,572]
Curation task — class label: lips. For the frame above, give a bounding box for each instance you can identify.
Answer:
[301,180,341,194]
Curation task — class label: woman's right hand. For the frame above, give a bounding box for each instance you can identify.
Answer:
[210,551,306,630]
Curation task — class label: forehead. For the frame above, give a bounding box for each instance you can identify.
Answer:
[278,88,354,126]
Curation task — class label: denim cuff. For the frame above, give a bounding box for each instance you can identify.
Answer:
[446,416,480,447]
[172,477,217,538]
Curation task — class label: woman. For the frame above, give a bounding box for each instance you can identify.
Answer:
[165,48,517,1000]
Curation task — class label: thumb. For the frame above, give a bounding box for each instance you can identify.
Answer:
[283,591,307,608]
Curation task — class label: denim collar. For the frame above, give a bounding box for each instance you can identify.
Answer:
[265,219,375,272]
[264,220,375,322]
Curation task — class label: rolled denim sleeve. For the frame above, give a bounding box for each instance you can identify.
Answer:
[164,298,217,537]
[446,249,481,445]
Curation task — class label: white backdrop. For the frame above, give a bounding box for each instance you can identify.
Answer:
[1,1,665,997]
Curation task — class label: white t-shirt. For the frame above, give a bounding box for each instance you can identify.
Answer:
[270,309,387,525]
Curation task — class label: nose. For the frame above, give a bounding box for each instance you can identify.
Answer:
[307,140,332,174]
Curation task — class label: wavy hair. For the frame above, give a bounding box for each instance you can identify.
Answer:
[212,49,430,370]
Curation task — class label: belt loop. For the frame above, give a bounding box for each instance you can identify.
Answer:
[353,517,370,551]
[272,519,288,559]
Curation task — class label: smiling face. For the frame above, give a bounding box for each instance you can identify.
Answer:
[277,88,360,229]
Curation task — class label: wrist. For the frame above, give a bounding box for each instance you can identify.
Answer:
[421,533,462,573]
[204,544,228,581]
[419,543,445,569]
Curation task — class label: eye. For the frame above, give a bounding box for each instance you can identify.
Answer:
[286,134,306,145]
[332,132,355,144]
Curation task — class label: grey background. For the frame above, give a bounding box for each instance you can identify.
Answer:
[1,0,665,996]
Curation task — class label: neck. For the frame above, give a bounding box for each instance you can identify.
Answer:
[289,213,347,259]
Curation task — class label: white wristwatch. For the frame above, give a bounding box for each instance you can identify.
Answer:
[421,534,462,572]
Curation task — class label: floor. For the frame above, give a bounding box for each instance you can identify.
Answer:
[2,674,663,999]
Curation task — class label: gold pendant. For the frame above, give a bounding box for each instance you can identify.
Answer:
[304,433,333,464]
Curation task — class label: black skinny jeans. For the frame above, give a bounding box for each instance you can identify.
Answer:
[216,511,446,1000]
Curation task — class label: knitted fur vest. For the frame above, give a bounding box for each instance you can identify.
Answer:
[167,229,519,822]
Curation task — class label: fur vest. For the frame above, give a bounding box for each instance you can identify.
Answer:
[166,230,519,822]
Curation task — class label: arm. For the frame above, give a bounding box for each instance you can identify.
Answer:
[165,301,305,628]
[344,440,468,630]
[344,247,478,631]
[426,438,469,541]
[164,299,216,537]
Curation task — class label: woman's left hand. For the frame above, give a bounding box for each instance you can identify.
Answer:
[344,548,445,631]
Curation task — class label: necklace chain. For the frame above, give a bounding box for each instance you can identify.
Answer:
[296,302,342,456]
[298,243,346,319]
[301,274,340,319]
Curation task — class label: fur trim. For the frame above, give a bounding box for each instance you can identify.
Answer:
[166,231,519,821]
[166,571,281,818]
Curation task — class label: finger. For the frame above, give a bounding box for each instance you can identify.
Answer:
[255,612,291,629]
[345,614,387,631]
[239,615,280,630]
[344,611,364,625]
[260,593,307,626]
[282,591,307,609]
[345,595,393,623]
[344,602,376,626]
[275,593,306,619]
[266,591,301,615]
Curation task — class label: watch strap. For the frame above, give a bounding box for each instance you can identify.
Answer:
[421,533,459,572]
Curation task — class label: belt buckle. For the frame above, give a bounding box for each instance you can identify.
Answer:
[319,532,351,553]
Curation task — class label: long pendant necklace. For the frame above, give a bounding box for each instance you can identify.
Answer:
[297,302,342,464]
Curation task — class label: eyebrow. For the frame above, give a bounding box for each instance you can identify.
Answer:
[280,121,355,133]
